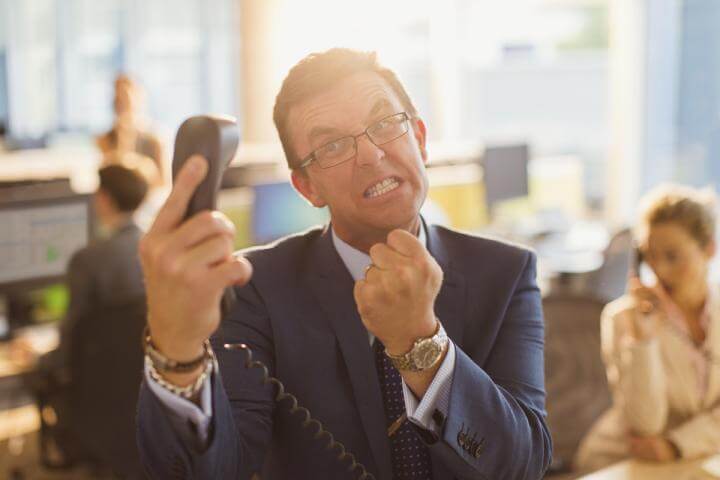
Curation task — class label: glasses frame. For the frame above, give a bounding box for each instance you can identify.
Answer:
[296,111,411,170]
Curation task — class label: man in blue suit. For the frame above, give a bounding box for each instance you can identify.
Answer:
[136,48,552,479]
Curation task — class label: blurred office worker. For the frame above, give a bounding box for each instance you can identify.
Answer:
[37,160,152,371]
[576,184,720,472]
[26,161,152,469]
[96,74,166,183]
[137,49,552,479]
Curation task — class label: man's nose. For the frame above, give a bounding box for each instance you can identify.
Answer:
[354,134,385,167]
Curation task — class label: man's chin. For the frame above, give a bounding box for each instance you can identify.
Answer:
[368,211,421,234]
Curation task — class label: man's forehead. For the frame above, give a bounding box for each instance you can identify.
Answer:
[288,72,403,145]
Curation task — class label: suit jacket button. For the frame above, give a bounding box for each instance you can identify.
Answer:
[457,424,467,448]
[473,438,485,458]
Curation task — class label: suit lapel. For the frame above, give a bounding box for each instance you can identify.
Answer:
[308,228,393,479]
[425,224,467,480]
[427,223,467,347]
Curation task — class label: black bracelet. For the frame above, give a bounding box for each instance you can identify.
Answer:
[143,326,211,373]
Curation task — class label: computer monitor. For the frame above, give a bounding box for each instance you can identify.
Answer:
[251,181,329,245]
[0,194,92,338]
[481,144,529,211]
[0,193,94,293]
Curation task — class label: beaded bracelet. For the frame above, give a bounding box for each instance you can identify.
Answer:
[146,353,215,400]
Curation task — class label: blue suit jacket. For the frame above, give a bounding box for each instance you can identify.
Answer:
[137,223,552,479]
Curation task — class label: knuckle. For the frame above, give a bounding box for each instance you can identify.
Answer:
[228,262,246,281]
[433,262,444,280]
[396,267,412,284]
[214,238,233,262]
[197,210,216,229]
[388,229,403,241]
[146,243,165,269]
[213,211,236,235]
[411,256,427,272]
[223,234,235,254]
[158,253,180,277]
[369,243,383,259]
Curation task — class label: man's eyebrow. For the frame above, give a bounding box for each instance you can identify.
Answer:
[308,125,340,142]
[307,98,393,142]
[367,98,392,120]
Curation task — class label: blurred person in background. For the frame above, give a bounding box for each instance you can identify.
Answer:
[96,74,166,183]
[23,161,152,468]
[101,150,166,231]
[576,184,720,472]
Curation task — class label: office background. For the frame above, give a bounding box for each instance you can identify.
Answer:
[1,1,720,479]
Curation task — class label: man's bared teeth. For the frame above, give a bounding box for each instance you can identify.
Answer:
[365,177,399,198]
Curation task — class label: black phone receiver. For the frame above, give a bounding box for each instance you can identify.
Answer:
[171,115,240,315]
[172,115,240,219]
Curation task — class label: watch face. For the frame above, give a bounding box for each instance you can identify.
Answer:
[413,339,442,369]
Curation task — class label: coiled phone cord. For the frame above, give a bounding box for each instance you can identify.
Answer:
[223,342,376,480]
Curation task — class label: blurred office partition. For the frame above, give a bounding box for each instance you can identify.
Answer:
[69,297,146,478]
[543,294,610,475]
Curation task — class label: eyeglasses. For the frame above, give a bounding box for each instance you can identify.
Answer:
[297,112,410,169]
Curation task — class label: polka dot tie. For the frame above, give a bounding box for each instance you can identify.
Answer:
[373,340,433,479]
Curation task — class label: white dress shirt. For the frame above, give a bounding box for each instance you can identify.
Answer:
[145,224,456,446]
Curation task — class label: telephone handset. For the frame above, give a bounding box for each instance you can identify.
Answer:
[172,115,240,314]
[171,116,375,480]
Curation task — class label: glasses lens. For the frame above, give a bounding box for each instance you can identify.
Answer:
[316,136,355,168]
[367,113,408,145]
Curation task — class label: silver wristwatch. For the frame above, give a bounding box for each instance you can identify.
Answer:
[385,321,448,372]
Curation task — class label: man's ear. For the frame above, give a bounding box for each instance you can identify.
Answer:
[291,169,327,208]
[412,117,428,165]
[94,188,115,213]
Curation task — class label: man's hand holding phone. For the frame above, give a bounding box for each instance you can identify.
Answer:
[139,156,253,386]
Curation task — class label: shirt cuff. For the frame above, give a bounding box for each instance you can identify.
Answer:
[144,359,213,446]
[401,341,456,434]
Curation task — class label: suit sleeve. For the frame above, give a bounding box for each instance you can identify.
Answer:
[425,251,553,480]
[136,281,276,479]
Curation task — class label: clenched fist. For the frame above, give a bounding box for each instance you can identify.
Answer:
[353,229,443,355]
[139,156,252,384]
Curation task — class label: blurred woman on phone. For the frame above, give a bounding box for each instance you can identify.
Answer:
[575,184,719,472]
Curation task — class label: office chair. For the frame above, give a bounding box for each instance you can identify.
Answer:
[67,297,147,479]
[543,294,611,477]
[586,227,633,303]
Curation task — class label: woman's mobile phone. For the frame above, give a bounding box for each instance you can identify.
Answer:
[631,245,657,313]
[632,245,644,279]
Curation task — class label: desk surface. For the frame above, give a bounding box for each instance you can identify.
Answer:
[579,456,720,480]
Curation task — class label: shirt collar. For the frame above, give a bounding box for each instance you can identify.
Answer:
[331,221,428,282]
